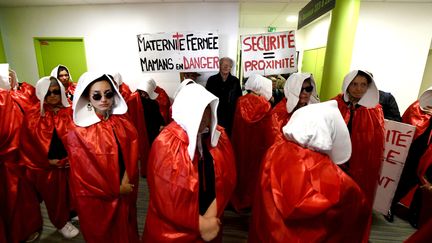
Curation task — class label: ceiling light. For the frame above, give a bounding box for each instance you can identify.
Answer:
[286,15,298,23]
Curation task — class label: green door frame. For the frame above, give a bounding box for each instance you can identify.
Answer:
[34,37,86,77]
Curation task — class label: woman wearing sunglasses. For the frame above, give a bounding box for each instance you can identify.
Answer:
[65,72,139,243]
[20,76,79,240]
[333,70,385,242]
[270,73,319,142]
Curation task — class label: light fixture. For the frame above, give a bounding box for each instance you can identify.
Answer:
[286,15,298,23]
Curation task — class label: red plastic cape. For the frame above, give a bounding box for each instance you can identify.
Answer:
[249,140,369,243]
[65,115,140,243]
[334,94,385,242]
[10,83,38,114]
[230,94,273,211]
[270,98,293,143]
[126,92,150,177]
[398,101,432,207]
[0,90,42,243]
[155,86,172,124]
[404,217,432,243]
[66,82,76,96]
[119,83,132,100]
[142,123,236,243]
[20,105,73,229]
[402,101,431,140]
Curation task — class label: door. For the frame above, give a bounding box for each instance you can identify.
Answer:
[34,38,87,82]
[301,47,326,96]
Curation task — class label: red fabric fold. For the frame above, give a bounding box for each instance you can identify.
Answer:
[66,115,140,243]
[126,92,150,177]
[155,86,172,124]
[270,98,293,143]
[20,105,73,229]
[230,94,273,211]
[249,141,369,243]
[334,94,385,242]
[143,123,236,242]
[1,90,42,243]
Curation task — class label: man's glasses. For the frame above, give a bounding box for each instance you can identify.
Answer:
[300,86,313,93]
[46,89,61,96]
[92,91,114,101]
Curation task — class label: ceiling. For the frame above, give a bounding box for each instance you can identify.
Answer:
[0,0,431,29]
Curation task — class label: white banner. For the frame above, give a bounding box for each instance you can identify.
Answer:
[373,119,416,215]
[137,32,219,73]
[241,31,297,78]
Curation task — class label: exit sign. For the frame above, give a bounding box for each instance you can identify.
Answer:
[268,26,276,33]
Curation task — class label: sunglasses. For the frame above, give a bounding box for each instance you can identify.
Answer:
[300,86,313,93]
[46,89,61,96]
[92,91,114,101]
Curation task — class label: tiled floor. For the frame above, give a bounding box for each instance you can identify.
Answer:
[36,178,416,243]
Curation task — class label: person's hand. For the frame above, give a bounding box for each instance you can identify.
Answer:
[199,215,221,242]
[120,183,134,195]
[48,159,60,166]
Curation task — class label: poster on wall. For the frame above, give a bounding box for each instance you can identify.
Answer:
[137,32,219,73]
[241,31,297,78]
[372,119,416,215]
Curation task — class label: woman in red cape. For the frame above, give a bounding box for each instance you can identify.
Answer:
[333,70,385,242]
[20,76,79,238]
[392,87,432,226]
[65,72,139,243]
[271,73,319,142]
[249,100,369,243]
[230,74,273,212]
[142,83,236,243]
[155,83,172,124]
[51,64,76,101]
[111,72,150,177]
[1,67,42,243]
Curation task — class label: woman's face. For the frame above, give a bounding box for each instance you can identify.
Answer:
[348,75,369,100]
[89,80,114,115]
[298,80,313,106]
[45,83,62,106]
[198,106,212,133]
[58,70,70,87]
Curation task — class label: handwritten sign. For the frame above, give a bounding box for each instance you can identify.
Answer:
[137,32,219,73]
[373,119,416,215]
[241,31,297,78]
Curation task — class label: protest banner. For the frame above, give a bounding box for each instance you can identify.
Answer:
[373,119,416,215]
[137,32,219,72]
[241,31,297,78]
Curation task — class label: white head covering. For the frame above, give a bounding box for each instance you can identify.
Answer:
[342,70,378,108]
[282,100,351,164]
[112,72,123,88]
[36,76,70,116]
[50,64,73,81]
[72,72,128,127]
[284,73,320,113]
[244,74,273,101]
[0,63,10,90]
[419,86,432,111]
[172,83,219,161]
[136,77,159,100]
[173,79,196,99]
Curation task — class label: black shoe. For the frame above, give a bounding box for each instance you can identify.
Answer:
[384,209,394,223]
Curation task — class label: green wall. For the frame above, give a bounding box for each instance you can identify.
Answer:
[0,28,6,63]
[302,47,326,96]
